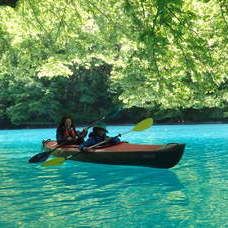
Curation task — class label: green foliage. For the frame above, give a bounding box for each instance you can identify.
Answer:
[0,0,227,127]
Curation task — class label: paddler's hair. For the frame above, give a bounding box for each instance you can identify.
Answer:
[58,116,75,128]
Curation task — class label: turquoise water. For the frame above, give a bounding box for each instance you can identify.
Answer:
[0,124,227,228]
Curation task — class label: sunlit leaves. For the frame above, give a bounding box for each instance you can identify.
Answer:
[37,57,73,78]
[0,0,227,126]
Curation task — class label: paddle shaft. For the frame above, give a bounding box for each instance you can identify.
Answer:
[89,134,122,149]
[88,118,153,149]
[45,115,106,155]
[49,109,120,152]
[41,117,153,166]
[85,109,120,130]
[85,116,106,131]
[40,114,115,164]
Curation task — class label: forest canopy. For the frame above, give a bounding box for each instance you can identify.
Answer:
[0,0,227,127]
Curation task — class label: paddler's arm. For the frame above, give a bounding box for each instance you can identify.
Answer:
[79,137,96,152]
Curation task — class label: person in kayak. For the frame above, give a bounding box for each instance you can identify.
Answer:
[56,116,87,145]
[80,122,120,152]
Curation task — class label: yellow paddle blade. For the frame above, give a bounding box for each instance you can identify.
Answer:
[132,118,153,131]
[42,157,65,167]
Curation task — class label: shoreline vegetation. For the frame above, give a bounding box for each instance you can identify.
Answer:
[1,120,227,130]
[1,106,227,130]
[0,1,227,131]
[1,107,228,130]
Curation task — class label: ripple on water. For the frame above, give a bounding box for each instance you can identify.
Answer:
[0,125,228,227]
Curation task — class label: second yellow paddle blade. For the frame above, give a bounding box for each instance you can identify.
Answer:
[132,118,153,131]
[42,157,65,167]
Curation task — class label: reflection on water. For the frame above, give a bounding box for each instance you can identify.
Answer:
[0,124,228,227]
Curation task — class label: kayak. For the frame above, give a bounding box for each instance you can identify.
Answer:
[43,140,185,169]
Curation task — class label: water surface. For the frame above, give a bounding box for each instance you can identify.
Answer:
[0,124,227,227]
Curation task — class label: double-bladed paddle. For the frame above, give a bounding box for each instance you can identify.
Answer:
[41,118,153,167]
[28,142,66,163]
[28,108,121,163]
[89,117,154,148]
[87,108,121,128]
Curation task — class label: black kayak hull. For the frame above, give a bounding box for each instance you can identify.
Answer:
[43,141,185,169]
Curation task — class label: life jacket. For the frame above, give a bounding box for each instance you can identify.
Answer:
[63,128,77,138]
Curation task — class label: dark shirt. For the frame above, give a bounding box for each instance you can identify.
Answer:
[80,132,120,149]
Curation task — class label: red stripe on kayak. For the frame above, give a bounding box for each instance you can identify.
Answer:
[44,141,162,152]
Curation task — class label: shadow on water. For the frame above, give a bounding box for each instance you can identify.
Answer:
[2,155,186,201]
[5,155,186,191]
[1,154,190,227]
[50,161,184,188]
[43,162,187,204]
[51,163,190,227]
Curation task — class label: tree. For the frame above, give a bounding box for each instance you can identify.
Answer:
[0,0,227,127]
